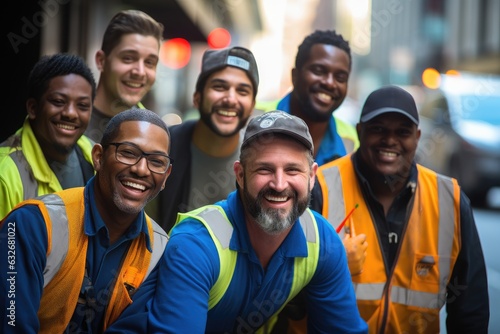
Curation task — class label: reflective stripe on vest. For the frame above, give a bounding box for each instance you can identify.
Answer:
[320,165,456,309]
[9,150,38,201]
[41,193,166,288]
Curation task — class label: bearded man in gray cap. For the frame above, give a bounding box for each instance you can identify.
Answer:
[149,46,260,232]
[311,85,489,333]
[148,110,367,333]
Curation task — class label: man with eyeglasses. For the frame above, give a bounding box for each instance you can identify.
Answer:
[0,107,171,334]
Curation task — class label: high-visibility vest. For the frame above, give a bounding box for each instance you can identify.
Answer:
[316,154,461,333]
[175,205,320,333]
[14,187,167,334]
[0,119,94,218]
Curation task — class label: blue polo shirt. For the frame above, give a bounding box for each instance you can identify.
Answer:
[0,177,157,334]
[149,190,367,333]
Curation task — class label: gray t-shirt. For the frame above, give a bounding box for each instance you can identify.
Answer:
[187,143,240,210]
[48,148,85,189]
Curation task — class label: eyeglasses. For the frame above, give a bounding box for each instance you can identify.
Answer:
[106,142,173,174]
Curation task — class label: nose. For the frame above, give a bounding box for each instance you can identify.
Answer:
[61,103,78,119]
[131,61,146,76]
[381,131,398,145]
[269,169,288,192]
[222,88,238,105]
[130,156,151,175]
[322,72,335,87]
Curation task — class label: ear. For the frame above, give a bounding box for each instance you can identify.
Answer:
[26,98,37,119]
[95,50,106,72]
[309,162,318,191]
[161,164,173,189]
[291,68,298,87]
[356,123,361,139]
[234,161,244,189]
[92,144,104,172]
[193,91,201,109]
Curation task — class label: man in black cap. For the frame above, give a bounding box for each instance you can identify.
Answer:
[312,85,489,333]
[148,110,368,333]
[150,46,259,232]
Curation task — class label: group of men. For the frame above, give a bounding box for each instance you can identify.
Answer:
[1,8,489,334]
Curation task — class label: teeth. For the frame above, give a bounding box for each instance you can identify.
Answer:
[266,195,287,202]
[218,110,237,117]
[57,124,76,130]
[123,181,145,191]
[380,151,397,157]
[317,92,332,101]
[126,82,142,88]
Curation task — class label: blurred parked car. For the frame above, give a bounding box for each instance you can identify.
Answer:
[416,73,500,206]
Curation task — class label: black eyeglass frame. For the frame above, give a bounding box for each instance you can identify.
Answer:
[105,142,173,174]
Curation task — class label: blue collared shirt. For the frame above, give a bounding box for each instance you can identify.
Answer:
[149,190,368,333]
[0,177,155,334]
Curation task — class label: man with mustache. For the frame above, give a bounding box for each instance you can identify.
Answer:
[259,29,358,166]
[0,108,172,333]
[149,110,368,333]
[313,85,489,333]
[151,46,259,233]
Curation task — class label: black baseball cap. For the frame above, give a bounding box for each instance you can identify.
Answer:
[242,110,313,153]
[195,46,259,97]
[360,85,419,125]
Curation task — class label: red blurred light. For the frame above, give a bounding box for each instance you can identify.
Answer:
[208,28,231,49]
[160,38,191,69]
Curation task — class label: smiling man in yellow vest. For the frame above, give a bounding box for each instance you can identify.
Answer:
[313,85,489,333]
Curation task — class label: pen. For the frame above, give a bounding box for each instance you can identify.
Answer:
[336,203,359,234]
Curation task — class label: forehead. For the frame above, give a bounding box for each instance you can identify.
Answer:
[306,44,350,66]
[111,33,160,55]
[46,74,92,92]
[206,66,253,86]
[247,136,309,161]
[365,112,416,127]
[114,120,169,151]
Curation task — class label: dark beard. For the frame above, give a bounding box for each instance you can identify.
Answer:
[198,99,249,137]
[297,96,332,123]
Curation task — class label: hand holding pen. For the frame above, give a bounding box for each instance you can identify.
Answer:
[340,204,368,276]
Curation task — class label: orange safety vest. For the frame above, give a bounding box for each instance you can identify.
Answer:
[316,154,461,334]
[15,187,167,334]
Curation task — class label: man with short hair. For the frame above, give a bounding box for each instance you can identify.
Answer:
[85,10,164,142]
[313,85,489,333]
[152,46,259,232]
[1,108,172,333]
[259,29,359,166]
[149,110,368,333]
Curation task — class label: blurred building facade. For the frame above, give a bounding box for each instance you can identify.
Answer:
[4,0,499,140]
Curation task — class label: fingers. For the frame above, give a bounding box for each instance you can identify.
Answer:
[349,217,356,237]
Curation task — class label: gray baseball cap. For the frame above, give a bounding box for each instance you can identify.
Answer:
[242,110,313,153]
[195,46,259,97]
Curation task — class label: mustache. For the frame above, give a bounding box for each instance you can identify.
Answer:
[258,188,296,201]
